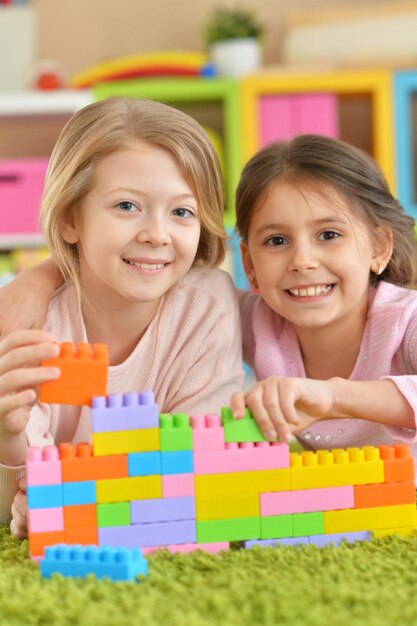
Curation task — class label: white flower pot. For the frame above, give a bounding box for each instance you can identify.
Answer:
[210,38,261,77]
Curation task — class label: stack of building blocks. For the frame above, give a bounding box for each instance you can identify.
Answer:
[29,342,417,579]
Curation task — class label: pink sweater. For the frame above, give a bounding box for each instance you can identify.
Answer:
[239,281,417,466]
[0,267,244,524]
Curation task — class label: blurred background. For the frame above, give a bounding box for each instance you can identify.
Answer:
[1,0,417,286]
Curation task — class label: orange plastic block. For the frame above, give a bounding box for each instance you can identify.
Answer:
[29,530,65,557]
[59,442,128,481]
[65,526,98,546]
[63,504,97,529]
[39,342,108,406]
[378,444,415,483]
[354,481,416,509]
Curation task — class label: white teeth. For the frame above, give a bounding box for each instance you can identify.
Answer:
[288,285,332,297]
[125,261,165,270]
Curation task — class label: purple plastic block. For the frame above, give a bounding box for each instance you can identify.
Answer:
[244,537,309,548]
[91,392,159,432]
[308,531,371,547]
[99,520,196,548]
[26,446,62,486]
[131,496,195,523]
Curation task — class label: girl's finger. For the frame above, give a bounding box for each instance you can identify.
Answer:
[10,492,28,539]
[0,342,60,376]
[245,385,279,441]
[0,330,55,358]
[276,379,301,426]
[230,391,247,418]
[261,380,293,444]
[0,389,37,418]
[0,366,60,397]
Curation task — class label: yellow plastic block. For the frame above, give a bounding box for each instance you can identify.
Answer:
[92,428,160,456]
[195,469,291,497]
[290,447,384,490]
[372,527,417,538]
[96,475,162,503]
[324,504,416,534]
[195,493,260,520]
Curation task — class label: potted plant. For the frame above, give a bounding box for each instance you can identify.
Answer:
[204,7,263,77]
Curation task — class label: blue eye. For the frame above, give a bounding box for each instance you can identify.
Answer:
[117,201,137,212]
[319,230,340,240]
[172,207,195,218]
[265,235,287,246]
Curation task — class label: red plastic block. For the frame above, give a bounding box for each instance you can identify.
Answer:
[59,442,128,482]
[190,414,225,452]
[26,446,62,486]
[194,441,289,474]
[378,444,415,482]
[39,342,108,406]
[354,480,416,508]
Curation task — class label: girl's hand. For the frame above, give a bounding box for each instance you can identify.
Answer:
[10,477,27,539]
[0,329,60,436]
[230,376,337,443]
[0,258,62,337]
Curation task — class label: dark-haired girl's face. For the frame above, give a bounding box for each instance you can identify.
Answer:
[241,180,390,339]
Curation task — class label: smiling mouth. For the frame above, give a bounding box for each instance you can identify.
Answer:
[287,284,334,297]
[123,259,169,270]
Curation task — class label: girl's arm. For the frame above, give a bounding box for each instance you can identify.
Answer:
[0,257,63,336]
[231,376,414,443]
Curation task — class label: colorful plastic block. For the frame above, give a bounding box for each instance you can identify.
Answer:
[96,476,162,504]
[92,428,160,456]
[196,493,259,521]
[27,484,63,510]
[131,496,195,524]
[290,447,384,490]
[26,446,62,486]
[194,441,289,475]
[62,481,96,506]
[307,531,371,547]
[63,504,97,529]
[292,512,324,537]
[128,451,161,477]
[190,414,225,452]
[65,527,98,546]
[260,485,354,516]
[354,481,416,508]
[99,520,196,548]
[97,503,131,528]
[221,407,265,443]
[40,544,148,582]
[162,474,195,497]
[378,444,415,482]
[142,542,229,555]
[40,342,108,406]
[196,517,260,543]
[195,469,291,497]
[29,531,65,557]
[159,413,193,451]
[59,442,128,482]
[91,392,158,432]
[324,504,417,534]
[161,450,193,475]
[28,508,64,533]
[260,514,292,540]
[244,537,308,548]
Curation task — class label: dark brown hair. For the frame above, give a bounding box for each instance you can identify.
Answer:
[236,134,416,286]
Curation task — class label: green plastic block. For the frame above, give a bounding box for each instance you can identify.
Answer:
[292,512,324,537]
[260,515,293,540]
[196,517,260,542]
[97,502,130,528]
[159,413,193,451]
[221,407,266,443]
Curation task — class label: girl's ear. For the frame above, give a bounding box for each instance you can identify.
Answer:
[240,240,259,290]
[60,209,80,244]
[371,226,393,275]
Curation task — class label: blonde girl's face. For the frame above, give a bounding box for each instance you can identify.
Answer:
[61,140,201,311]
[241,180,392,337]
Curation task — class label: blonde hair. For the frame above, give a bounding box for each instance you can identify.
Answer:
[236,134,416,286]
[41,97,226,301]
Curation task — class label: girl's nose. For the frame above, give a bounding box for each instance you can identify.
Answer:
[288,244,319,272]
[136,216,171,246]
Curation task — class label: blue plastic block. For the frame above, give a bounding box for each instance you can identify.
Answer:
[161,450,194,475]
[27,484,63,509]
[40,544,148,582]
[128,451,161,476]
[62,481,96,506]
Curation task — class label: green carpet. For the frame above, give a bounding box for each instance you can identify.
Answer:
[1,527,417,626]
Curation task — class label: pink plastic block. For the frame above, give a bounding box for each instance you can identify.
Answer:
[190,414,225,452]
[294,94,338,137]
[0,158,49,235]
[260,485,354,516]
[28,507,64,533]
[26,446,62,486]
[260,95,294,145]
[142,542,229,555]
[194,441,289,475]
[162,474,194,497]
